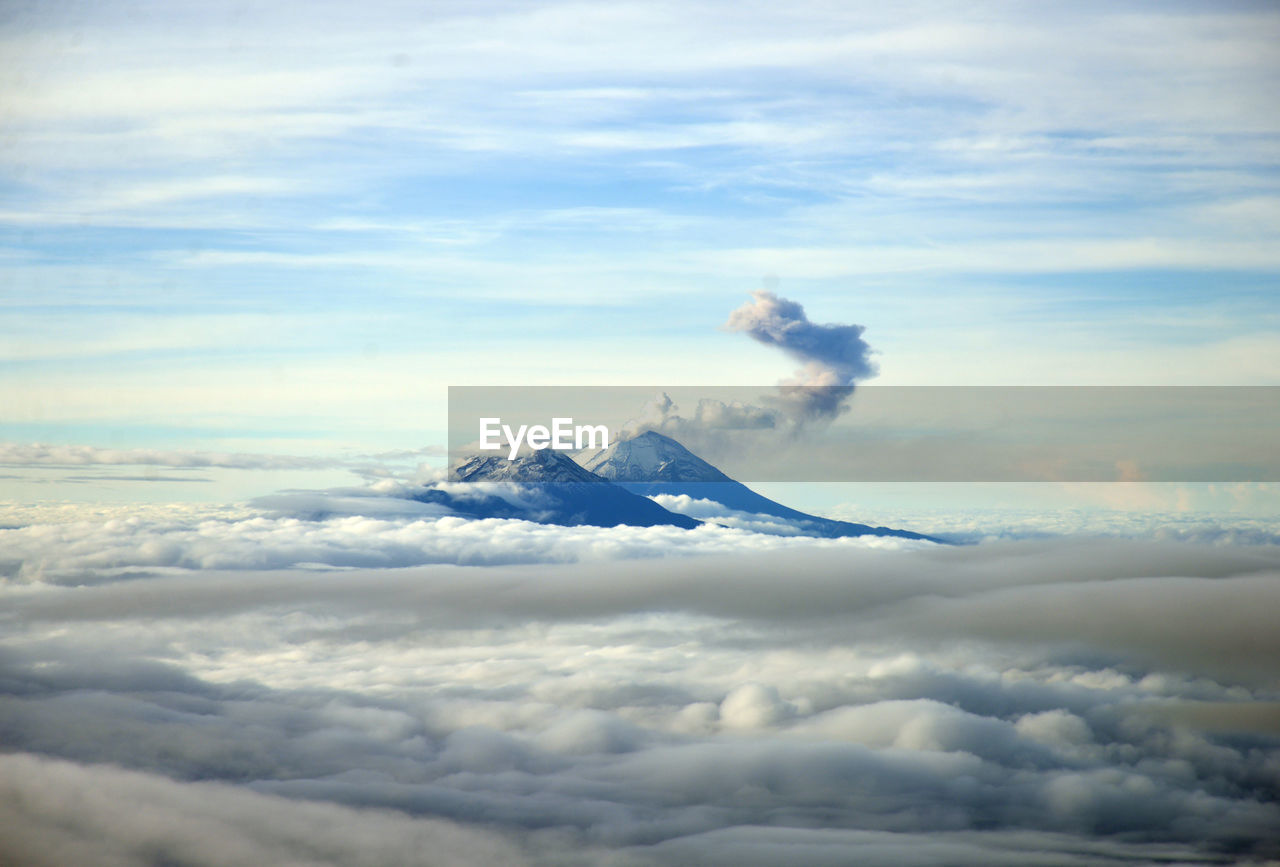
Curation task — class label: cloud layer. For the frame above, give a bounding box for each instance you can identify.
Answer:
[0,442,338,470]
[2,510,1278,864]
[0,753,529,867]
[0,502,917,585]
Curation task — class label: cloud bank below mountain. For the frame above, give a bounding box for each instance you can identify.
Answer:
[2,514,1278,864]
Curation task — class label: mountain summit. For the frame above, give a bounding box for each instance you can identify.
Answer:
[579,430,732,483]
[426,431,935,541]
[435,448,699,530]
[454,448,604,485]
[579,430,939,542]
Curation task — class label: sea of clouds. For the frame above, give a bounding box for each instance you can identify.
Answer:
[2,502,1278,865]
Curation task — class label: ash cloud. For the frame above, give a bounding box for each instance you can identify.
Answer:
[725,289,877,422]
[625,291,878,447]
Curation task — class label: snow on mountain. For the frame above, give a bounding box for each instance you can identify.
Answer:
[431,448,700,530]
[454,448,605,485]
[398,432,936,541]
[580,430,940,542]
[580,430,732,483]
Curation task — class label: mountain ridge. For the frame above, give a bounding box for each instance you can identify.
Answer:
[579,430,940,542]
[433,448,699,529]
[431,431,938,542]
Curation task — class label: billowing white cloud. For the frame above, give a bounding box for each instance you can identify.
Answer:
[2,523,1278,863]
[649,494,809,534]
[0,504,918,584]
[0,752,530,867]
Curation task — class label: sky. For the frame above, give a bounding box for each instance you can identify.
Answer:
[2,0,1279,468]
[2,4,1280,864]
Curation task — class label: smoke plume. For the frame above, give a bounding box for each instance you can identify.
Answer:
[726,290,877,422]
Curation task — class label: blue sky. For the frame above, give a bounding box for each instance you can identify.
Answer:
[2,0,1278,466]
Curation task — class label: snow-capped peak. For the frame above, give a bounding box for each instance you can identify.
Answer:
[578,430,732,483]
[453,448,605,484]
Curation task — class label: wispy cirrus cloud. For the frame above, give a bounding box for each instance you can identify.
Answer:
[3,1,1278,444]
[0,443,338,470]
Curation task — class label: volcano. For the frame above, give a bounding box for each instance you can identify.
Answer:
[421,447,699,529]
[578,430,939,542]
[433,431,936,541]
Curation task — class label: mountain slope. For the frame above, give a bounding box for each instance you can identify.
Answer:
[581,430,939,542]
[577,430,734,484]
[454,449,606,484]
[424,448,700,529]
